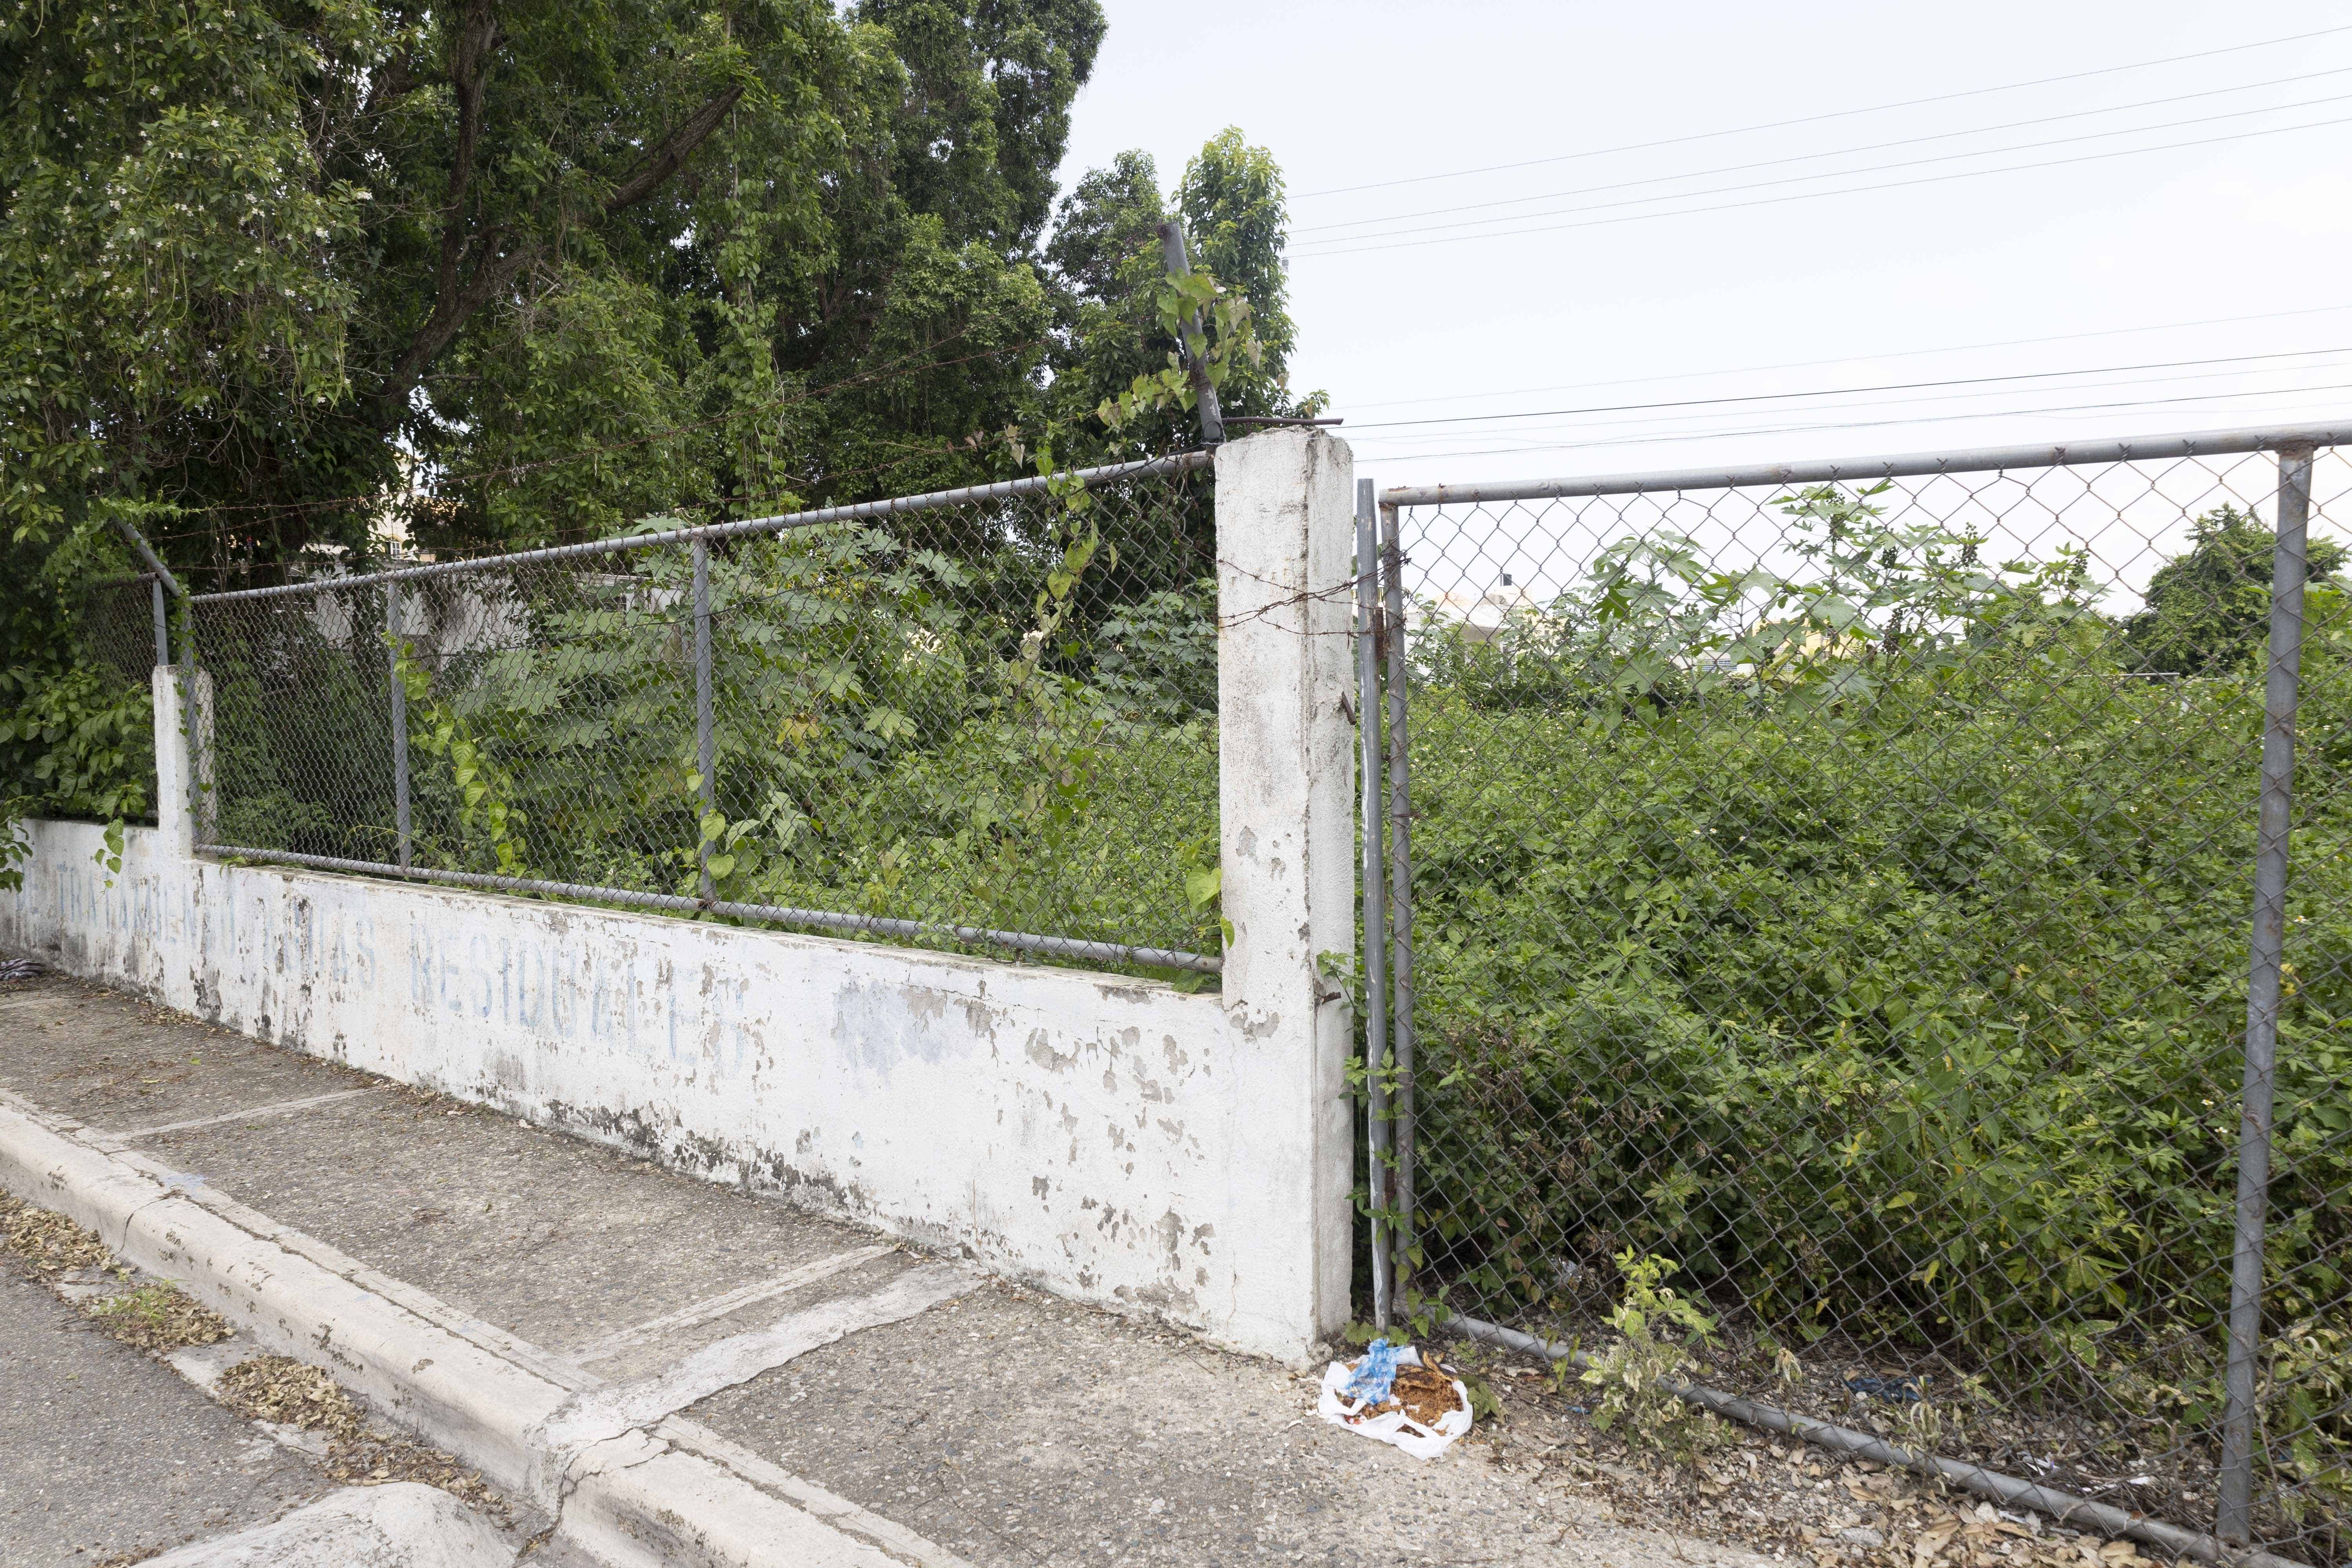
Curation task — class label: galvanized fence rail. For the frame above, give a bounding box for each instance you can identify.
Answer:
[1360,421,2352,1566]
[180,454,1224,975]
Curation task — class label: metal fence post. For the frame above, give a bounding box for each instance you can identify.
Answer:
[693,539,715,906]
[1355,479,1392,1330]
[1379,499,1418,1304]
[149,576,169,668]
[2216,443,2313,1543]
[386,579,412,874]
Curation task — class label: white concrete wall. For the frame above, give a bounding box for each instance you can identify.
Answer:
[0,818,1332,1357]
[5,431,1363,1363]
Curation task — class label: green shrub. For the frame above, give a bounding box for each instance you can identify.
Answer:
[1401,495,2352,1463]
[0,659,154,885]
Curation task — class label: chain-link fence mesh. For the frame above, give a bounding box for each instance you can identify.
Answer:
[1379,439,2352,1561]
[189,457,1223,974]
[76,573,164,688]
[52,571,167,826]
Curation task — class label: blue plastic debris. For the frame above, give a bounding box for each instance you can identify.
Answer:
[1340,1339,1404,1404]
[1844,1375,1922,1403]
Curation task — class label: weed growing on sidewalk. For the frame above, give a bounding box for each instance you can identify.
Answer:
[89,1281,232,1350]
[0,1191,112,1276]
[216,1354,510,1523]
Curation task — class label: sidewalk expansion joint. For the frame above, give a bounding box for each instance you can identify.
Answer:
[571,1243,901,1367]
[536,1263,978,1460]
[113,1086,385,1140]
[0,1082,984,1568]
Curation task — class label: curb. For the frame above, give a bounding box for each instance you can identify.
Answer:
[0,1091,969,1568]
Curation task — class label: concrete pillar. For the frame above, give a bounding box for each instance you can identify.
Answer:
[152,666,212,860]
[1215,428,1357,1354]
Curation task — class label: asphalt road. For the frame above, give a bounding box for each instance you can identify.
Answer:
[0,1259,329,1564]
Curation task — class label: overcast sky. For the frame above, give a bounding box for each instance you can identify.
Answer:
[1053,0,2352,500]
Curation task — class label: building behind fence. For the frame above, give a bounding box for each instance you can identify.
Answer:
[1362,423,2352,1564]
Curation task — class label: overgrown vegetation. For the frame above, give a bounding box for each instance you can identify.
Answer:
[2,2,1314,899]
[1400,491,2352,1519]
[204,501,1226,963]
[1577,1252,1724,1462]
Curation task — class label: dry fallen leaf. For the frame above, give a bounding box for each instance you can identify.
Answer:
[89,1282,232,1351]
[0,1193,113,1277]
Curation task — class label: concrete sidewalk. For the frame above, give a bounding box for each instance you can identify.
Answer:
[0,972,1767,1567]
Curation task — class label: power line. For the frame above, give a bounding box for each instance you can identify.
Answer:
[1296,65,2352,236]
[1344,346,2352,432]
[1345,304,2352,414]
[1293,111,2352,258]
[1296,95,2352,250]
[1352,384,2352,467]
[1294,24,2352,199]
[1355,361,2352,452]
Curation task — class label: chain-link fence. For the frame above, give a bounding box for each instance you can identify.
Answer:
[187,454,1223,975]
[76,572,167,688]
[51,571,170,826]
[1365,423,2352,1563]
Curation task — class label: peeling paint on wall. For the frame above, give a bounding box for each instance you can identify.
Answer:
[0,820,1331,1363]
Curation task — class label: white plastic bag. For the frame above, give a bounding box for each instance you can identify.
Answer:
[1316,1344,1473,1459]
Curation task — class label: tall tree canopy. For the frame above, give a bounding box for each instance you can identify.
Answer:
[0,0,1134,586]
[1,3,1312,847]
[1042,129,1316,466]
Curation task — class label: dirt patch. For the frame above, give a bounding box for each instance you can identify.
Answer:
[0,1190,114,1277]
[215,1354,510,1523]
[89,1282,234,1351]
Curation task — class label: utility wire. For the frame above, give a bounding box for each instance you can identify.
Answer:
[1354,361,2352,450]
[1345,346,2352,431]
[1295,23,2352,198]
[1296,94,2352,249]
[1296,65,2352,235]
[1353,383,2352,466]
[1345,304,2352,413]
[1294,111,2352,257]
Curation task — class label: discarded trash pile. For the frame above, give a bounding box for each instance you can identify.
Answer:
[1318,1340,1474,1459]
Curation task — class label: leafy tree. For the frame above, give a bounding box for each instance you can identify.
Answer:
[0,0,1114,581]
[1044,128,1319,463]
[2125,503,2345,675]
[1034,128,1318,602]
[1175,127,1308,425]
[0,3,1309,920]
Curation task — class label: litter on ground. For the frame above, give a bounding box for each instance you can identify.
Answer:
[1317,1342,1473,1459]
